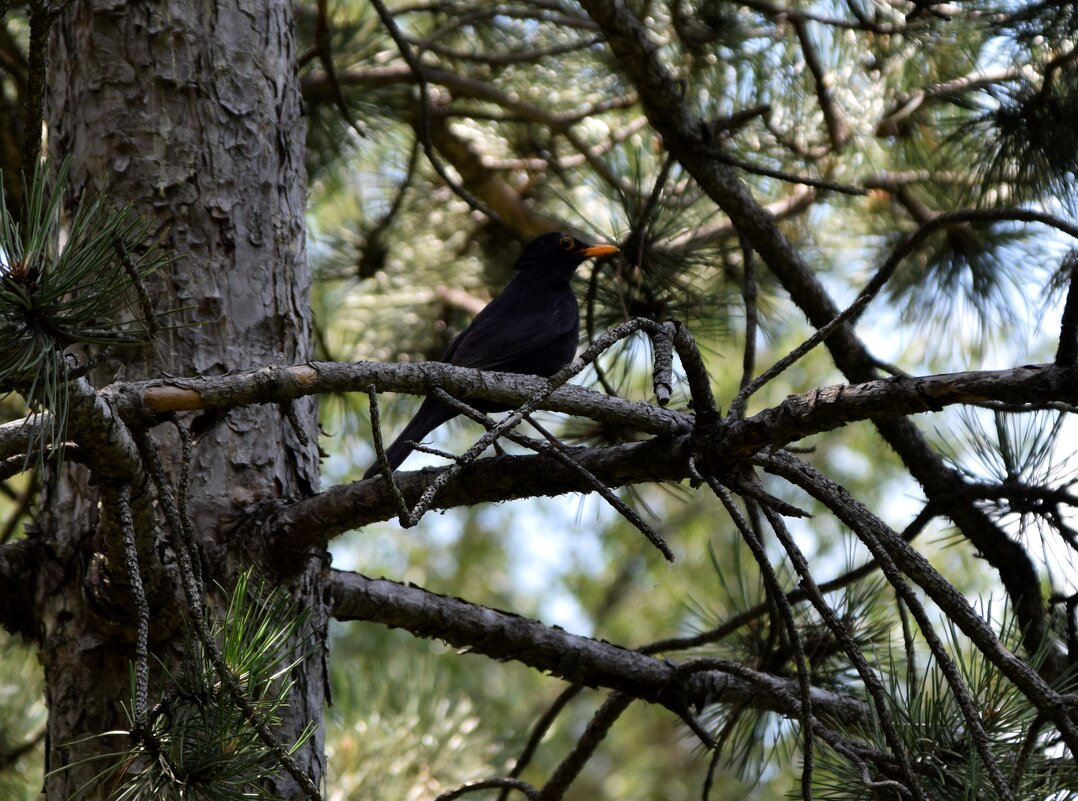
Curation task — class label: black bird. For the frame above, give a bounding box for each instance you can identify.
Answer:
[364,232,619,478]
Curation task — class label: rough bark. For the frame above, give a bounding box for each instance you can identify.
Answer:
[36,1,323,798]
[329,571,870,726]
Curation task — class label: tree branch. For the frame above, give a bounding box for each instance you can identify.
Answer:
[7,362,1078,571]
[5,351,1077,655]
[758,451,1078,753]
[876,67,1026,137]
[327,570,869,726]
[94,361,690,437]
[576,0,1059,674]
[265,435,692,556]
[789,15,848,151]
[61,379,159,597]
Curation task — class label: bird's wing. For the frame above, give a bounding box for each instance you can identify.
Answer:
[444,284,577,372]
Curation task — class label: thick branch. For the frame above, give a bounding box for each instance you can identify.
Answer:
[9,361,1078,602]
[426,113,558,237]
[62,379,162,618]
[263,436,692,554]
[720,364,1078,457]
[327,570,869,725]
[99,360,691,436]
[257,362,1077,556]
[6,362,1075,563]
[6,362,1077,470]
[63,377,144,485]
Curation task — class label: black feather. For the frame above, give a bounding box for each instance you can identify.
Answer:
[364,232,617,478]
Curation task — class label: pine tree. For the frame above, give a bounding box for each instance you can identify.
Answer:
[1,1,1076,799]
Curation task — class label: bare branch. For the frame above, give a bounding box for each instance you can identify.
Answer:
[97,361,691,437]
[876,67,1026,137]
[728,207,1078,418]
[6,362,1077,479]
[500,686,584,801]
[328,570,870,725]
[436,778,539,801]
[435,390,674,560]
[706,477,818,800]
[21,1,58,179]
[367,0,502,223]
[746,473,927,800]
[789,15,848,151]
[538,693,633,801]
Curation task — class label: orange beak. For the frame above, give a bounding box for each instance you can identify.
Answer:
[579,244,619,258]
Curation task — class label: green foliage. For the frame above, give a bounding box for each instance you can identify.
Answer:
[298,1,397,179]
[882,219,1029,337]
[98,573,316,801]
[990,2,1078,56]
[815,610,1078,801]
[0,1,1064,799]
[325,631,499,800]
[2,0,1076,797]
[0,158,169,467]
[0,632,46,801]
[688,540,891,776]
[955,76,1078,209]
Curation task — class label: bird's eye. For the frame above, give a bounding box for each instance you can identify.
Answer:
[558,235,574,251]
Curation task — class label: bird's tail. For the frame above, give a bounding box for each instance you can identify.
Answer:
[363,397,457,479]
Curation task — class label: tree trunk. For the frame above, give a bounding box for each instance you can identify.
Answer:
[37,2,324,798]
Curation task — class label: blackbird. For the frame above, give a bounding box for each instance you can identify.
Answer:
[364,232,619,478]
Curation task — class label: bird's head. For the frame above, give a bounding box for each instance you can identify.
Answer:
[514,232,619,277]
